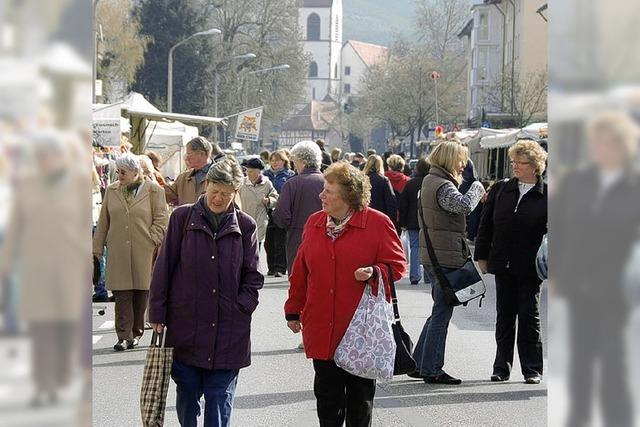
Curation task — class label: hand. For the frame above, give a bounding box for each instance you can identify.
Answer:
[262,197,270,206]
[477,260,488,274]
[150,323,164,334]
[481,193,488,204]
[354,266,374,281]
[287,320,302,333]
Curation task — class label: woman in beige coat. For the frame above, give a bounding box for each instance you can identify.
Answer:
[93,153,168,351]
[238,158,278,245]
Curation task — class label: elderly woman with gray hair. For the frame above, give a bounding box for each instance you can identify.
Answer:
[149,156,264,427]
[93,153,169,351]
[272,140,325,273]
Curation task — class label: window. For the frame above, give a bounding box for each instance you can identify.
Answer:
[309,61,318,78]
[344,84,351,94]
[515,33,520,59]
[334,64,338,79]
[334,16,339,40]
[307,13,320,41]
[345,66,351,76]
[312,88,316,100]
[478,12,488,41]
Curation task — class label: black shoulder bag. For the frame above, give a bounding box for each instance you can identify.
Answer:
[386,265,417,375]
[418,194,486,307]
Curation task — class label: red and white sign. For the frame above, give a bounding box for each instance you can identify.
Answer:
[430,71,440,80]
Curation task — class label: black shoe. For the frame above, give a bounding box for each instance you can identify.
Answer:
[491,374,509,382]
[274,272,284,278]
[424,372,462,385]
[267,271,275,276]
[126,338,139,349]
[113,340,127,351]
[410,280,419,285]
[92,294,109,303]
[407,370,427,379]
[525,376,541,384]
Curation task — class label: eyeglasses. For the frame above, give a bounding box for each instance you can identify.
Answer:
[510,161,531,166]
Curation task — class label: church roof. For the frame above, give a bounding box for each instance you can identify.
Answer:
[282,100,340,131]
[345,40,389,68]
[302,0,333,7]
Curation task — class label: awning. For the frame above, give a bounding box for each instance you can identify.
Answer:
[122,108,227,127]
[480,123,547,149]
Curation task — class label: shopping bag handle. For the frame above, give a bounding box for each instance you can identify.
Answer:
[150,328,166,348]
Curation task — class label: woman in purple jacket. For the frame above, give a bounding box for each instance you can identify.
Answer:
[149,156,264,427]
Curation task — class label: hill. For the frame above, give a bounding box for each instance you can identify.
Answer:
[343,0,418,47]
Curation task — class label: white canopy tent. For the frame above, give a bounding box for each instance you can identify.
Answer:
[479,122,548,149]
[92,92,200,179]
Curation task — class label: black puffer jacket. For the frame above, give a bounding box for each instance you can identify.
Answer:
[367,172,397,221]
[399,173,427,230]
[474,176,547,281]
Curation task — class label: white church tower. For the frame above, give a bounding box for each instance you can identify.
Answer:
[299,0,342,101]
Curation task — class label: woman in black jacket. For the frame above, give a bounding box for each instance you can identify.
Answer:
[363,155,397,222]
[474,140,548,384]
[399,157,430,285]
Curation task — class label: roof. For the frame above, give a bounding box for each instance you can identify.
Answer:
[302,0,333,7]
[458,19,473,38]
[345,40,389,68]
[282,100,339,131]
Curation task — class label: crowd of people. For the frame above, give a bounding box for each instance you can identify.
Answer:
[89,134,550,426]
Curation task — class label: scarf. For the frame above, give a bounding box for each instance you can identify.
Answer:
[121,177,144,202]
[326,210,354,242]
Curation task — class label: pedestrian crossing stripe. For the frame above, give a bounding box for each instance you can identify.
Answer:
[93,336,102,344]
[99,320,114,330]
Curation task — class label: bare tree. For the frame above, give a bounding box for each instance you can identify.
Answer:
[487,69,548,127]
[96,0,149,102]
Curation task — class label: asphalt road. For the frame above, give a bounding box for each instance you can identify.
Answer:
[92,254,549,427]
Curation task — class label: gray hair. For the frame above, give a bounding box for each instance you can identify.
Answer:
[206,157,244,190]
[290,140,322,169]
[186,136,213,156]
[115,153,141,174]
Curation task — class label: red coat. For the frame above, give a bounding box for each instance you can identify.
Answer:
[284,207,406,361]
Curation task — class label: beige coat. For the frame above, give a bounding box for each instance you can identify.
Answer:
[0,172,91,322]
[238,176,278,241]
[93,180,169,291]
[164,168,206,206]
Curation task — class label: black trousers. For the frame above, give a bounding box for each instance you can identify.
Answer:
[265,219,287,274]
[566,299,632,427]
[493,269,543,378]
[313,359,376,427]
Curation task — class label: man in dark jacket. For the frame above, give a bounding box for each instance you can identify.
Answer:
[315,139,332,172]
[399,158,430,285]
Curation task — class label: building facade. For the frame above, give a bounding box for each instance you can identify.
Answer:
[299,0,343,101]
[340,40,388,97]
[460,0,548,126]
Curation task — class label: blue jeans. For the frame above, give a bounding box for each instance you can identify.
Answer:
[407,230,431,284]
[92,225,108,299]
[412,266,455,376]
[171,359,239,427]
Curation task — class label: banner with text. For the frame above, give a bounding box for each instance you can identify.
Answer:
[234,107,263,141]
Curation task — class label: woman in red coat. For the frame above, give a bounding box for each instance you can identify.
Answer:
[285,162,406,427]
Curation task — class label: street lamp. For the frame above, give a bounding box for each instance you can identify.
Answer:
[167,28,221,113]
[213,53,257,117]
[243,64,290,109]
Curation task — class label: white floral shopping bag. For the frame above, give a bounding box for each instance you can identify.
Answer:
[334,266,396,382]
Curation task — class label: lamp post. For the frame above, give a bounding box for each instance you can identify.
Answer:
[213,53,257,117]
[243,64,290,109]
[167,28,221,113]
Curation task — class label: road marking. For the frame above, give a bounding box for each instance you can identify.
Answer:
[93,336,102,344]
[99,321,114,330]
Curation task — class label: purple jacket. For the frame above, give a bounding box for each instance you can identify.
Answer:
[148,198,264,370]
[272,168,324,271]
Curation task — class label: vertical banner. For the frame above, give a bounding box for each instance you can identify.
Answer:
[234,107,263,141]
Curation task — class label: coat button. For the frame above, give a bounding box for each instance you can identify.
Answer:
[330,289,334,294]
[191,223,194,226]
[207,357,211,361]
[212,323,216,327]
[212,289,217,294]
[211,255,215,260]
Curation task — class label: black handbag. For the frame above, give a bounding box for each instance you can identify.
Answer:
[386,265,417,375]
[418,198,486,307]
